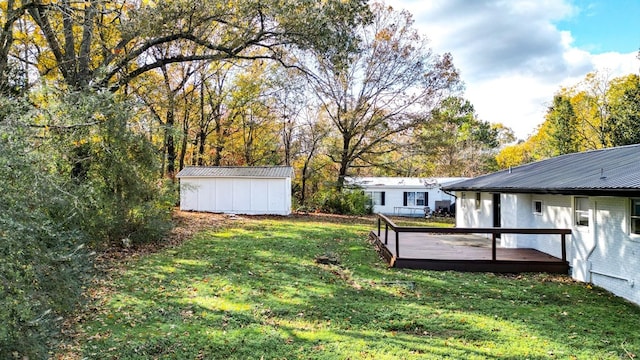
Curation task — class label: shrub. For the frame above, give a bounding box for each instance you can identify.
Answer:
[0,89,177,358]
[0,100,92,359]
[312,188,372,215]
[44,90,176,247]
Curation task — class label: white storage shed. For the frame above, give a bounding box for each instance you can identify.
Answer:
[177,166,293,215]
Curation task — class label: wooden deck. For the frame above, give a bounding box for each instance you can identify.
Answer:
[369,229,570,274]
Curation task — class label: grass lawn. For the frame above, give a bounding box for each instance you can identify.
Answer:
[58,213,640,359]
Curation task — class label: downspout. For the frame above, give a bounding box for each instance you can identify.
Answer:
[441,189,457,200]
[442,188,458,220]
[585,200,597,283]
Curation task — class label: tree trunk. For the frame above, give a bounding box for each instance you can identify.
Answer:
[197,130,206,166]
[165,109,176,178]
[178,106,189,172]
[336,135,352,190]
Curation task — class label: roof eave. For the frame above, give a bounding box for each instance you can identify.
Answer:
[443,187,640,197]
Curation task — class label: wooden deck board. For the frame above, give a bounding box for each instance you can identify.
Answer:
[369,229,569,273]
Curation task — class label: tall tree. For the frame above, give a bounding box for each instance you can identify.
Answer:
[18,0,370,90]
[307,2,460,189]
[569,71,613,149]
[295,109,331,206]
[607,74,640,146]
[496,71,640,168]
[546,94,579,155]
[0,0,32,94]
[416,96,503,177]
[131,58,199,177]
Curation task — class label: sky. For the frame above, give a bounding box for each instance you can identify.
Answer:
[394,0,640,139]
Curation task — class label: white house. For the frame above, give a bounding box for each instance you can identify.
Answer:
[346,177,468,216]
[177,166,293,215]
[442,144,640,306]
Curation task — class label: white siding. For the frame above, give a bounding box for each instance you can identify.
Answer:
[180,179,201,211]
[215,179,234,211]
[499,193,519,247]
[455,191,493,230]
[267,178,289,213]
[508,194,573,259]
[457,191,640,306]
[251,180,269,212]
[366,187,457,216]
[179,176,291,215]
[588,197,640,305]
[232,179,252,212]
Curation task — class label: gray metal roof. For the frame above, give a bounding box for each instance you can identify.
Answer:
[442,144,640,196]
[177,166,293,178]
[345,176,468,188]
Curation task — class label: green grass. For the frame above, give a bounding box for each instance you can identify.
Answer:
[64,216,640,359]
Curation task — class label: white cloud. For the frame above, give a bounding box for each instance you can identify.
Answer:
[394,0,638,139]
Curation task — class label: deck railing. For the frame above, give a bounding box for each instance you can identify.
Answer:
[376,213,571,262]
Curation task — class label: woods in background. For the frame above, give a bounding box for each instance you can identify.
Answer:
[1,1,638,357]
[497,71,640,168]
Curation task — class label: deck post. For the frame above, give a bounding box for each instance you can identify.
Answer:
[377,216,381,236]
[384,224,389,245]
[561,233,567,262]
[492,233,497,261]
[395,230,400,258]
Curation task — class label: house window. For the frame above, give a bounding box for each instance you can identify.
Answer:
[461,192,467,209]
[403,192,428,207]
[366,191,385,206]
[533,200,543,215]
[475,192,481,210]
[575,197,589,226]
[631,199,640,235]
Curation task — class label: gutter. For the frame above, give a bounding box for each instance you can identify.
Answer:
[441,188,457,200]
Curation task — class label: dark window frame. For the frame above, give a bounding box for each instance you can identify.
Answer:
[631,198,640,235]
[533,200,543,215]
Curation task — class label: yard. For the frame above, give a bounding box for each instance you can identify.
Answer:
[57,212,640,359]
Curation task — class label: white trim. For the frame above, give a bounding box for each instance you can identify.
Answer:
[574,196,590,228]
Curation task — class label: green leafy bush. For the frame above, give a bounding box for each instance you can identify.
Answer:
[0,99,92,359]
[312,187,372,215]
[44,90,176,247]
[0,90,176,358]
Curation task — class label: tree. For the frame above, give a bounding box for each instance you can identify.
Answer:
[505,71,640,169]
[496,121,556,168]
[0,95,91,359]
[569,71,613,149]
[416,96,503,176]
[0,0,30,94]
[546,94,579,155]
[307,2,460,189]
[607,74,640,146]
[40,89,175,245]
[295,109,331,206]
[270,67,309,167]
[132,58,200,177]
[16,0,370,91]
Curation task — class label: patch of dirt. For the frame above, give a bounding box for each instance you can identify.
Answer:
[95,210,232,263]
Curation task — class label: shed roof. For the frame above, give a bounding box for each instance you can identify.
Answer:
[442,144,640,196]
[177,166,293,178]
